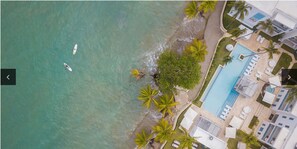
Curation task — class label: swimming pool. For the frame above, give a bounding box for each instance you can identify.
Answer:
[201,44,253,116]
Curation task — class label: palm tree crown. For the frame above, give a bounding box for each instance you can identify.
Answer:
[184,1,198,19]
[259,40,280,59]
[152,119,175,143]
[179,128,198,149]
[138,85,159,109]
[256,19,274,34]
[198,1,217,13]
[156,94,179,117]
[242,132,260,148]
[286,87,297,103]
[134,130,152,149]
[232,1,252,20]
[229,27,247,38]
[223,56,233,65]
[184,39,208,62]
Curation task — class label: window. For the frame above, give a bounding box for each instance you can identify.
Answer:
[278,95,282,97]
[258,132,261,135]
[260,127,264,131]
[285,125,289,128]
[289,117,294,120]
[276,98,280,102]
[280,90,284,92]
[272,104,276,107]
[279,123,283,126]
[282,116,287,118]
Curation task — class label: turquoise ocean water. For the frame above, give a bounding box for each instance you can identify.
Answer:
[1,2,184,149]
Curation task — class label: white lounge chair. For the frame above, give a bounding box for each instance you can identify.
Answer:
[172,143,179,148]
[240,111,247,119]
[244,71,250,76]
[265,67,273,75]
[256,72,262,78]
[174,140,180,145]
[226,105,232,110]
[248,65,254,70]
[224,108,229,113]
[260,37,265,43]
[256,35,262,42]
[192,143,198,148]
[220,114,227,120]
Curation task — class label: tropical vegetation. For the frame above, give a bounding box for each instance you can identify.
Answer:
[254,19,274,34]
[272,52,292,75]
[258,40,280,59]
[184,1,199,18]
[178,128,198,149]
[223,55,233,65]
[152,119,175,143]
[229,27,247,38]
[156,94,179,117]
[156,50,201,93]
[138,85,159,109]
[198,0,217,14]
[286,87,297,103]
[230,1,251,20]
[134,130,152,149]
[184,39,208,62]
[131,69,145,80]
[242,132,261,148]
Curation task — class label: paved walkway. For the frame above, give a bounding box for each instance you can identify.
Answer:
[187,1,225,100]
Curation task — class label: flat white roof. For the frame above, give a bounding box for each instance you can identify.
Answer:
[263,91,275,104]
[291,101,297,117]
[284,126,297,149]
[192,127,227,149]
[225,127,236,139]
[229,116,243,129]
[246,1,297,20]
[274,13,296,29]
[272,128,289,149]
[181,117,193,131]
[184,108,198,121]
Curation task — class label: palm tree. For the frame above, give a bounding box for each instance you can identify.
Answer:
[258,40,280,59]
[152,119,175,143]
[227,1,251,28]
[178,128,199,149]
[155,94,179,117]
[223,56,233,65]
[232,1,252,20]
[131,69,145,80]
[184,1,198,19]
[198,0,217,14]
[286,87,297,103]
[138,85,159,109]
[254,19,274,34]
[134,130,152,149]
[242,132,260,148]
[184,39,208,62]
[243,40,280,59]
[229,27,247,38]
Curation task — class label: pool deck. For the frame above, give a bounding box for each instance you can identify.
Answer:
[187,31,296,143]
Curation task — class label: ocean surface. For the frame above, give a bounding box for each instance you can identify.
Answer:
[1,2,184,149]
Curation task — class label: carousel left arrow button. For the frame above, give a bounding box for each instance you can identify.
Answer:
[1,69,16,85]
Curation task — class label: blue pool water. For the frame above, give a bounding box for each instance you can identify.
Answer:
[202,44,253,116]
[250,13,265,21]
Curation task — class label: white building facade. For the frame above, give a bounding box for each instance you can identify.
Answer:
[257,88,297,149]
[229,1,297,50]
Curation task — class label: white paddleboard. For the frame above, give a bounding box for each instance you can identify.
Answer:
[73,44,78,55]
[64,63,72,72]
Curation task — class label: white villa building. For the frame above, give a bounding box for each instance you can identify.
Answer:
[257,88,297,149]
[229,0,297,50]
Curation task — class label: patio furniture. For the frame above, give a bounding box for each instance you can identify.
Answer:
[256,35,262,42]
[260,37,265,43]
[220,114,227,120]
[265,67,273,75]
[226,44,234,51]
[240,111,247,119]
[172,143,179,148]
[244,71,251,76]
[269,60,276,68]
[174,140,180,145]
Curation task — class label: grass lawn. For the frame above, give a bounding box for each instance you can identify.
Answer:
[193,37,235,105]
[272,52,292,75]
[256,94,271,108]
[282,44,297,60]
[222,1,241,31]
[227,138,238,149]
[248,116,259,129]
[292,63,297,69]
